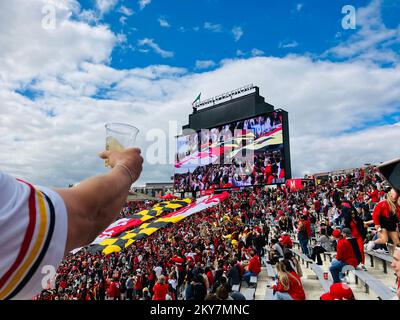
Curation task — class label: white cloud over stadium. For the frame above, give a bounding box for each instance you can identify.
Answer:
[0,0,399,188]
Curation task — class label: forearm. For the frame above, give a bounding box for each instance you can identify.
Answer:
[56,167,132,253]
[74,166,131,216]
[364,220,374,226]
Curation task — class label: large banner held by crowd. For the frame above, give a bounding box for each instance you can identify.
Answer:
[88,192,229,255]
[91,199,192,244]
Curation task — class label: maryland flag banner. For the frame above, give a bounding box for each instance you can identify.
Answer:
[174,150,219,169]
[89,192,229,254]
[228,126,283,158]
[286,178,304,192]
[89,198,192,246]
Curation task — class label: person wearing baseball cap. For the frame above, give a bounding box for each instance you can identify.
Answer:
[332,229,342,239]
[320,283,355,300]
[329,228,358,283]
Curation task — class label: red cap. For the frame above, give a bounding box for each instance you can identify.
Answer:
[329,283,354,300]
[332,229,341,238]
[320,293,334,300]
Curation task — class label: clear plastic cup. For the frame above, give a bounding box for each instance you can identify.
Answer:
[105,123,139,167]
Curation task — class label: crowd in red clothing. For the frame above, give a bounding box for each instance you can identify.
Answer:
[35,163,399,300]
[174,148,285,192]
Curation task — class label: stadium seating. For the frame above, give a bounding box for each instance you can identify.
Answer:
[365,250,394,274]
[309,263,332,292]
[349,269,396,300]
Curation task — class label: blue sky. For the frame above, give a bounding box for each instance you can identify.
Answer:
[74,0,400,70]
[1,0,400,187]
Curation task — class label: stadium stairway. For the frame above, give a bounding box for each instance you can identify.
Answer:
[254,266,272,300]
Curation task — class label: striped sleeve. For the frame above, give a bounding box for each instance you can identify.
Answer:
[0,171,68,300]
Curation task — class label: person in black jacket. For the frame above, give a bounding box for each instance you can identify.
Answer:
[227,259,241,287]
[254,232,265,257]
[343,205,367,269]
[185,274,207,300]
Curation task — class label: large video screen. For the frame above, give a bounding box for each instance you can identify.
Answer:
[174,111,286,192]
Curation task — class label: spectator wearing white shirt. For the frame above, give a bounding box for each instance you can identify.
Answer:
[0,148,143,300]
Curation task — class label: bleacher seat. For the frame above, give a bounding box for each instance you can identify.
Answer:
[290,249,314,268]
[231,284,240,292]
[349,269,396,300]
[310,263,332,293]
[323,251,335,262]
[365,250,393,273]
[241,287,256,300]
[265,263,275,278]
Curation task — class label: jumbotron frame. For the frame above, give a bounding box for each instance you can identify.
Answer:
[178,85,292,194]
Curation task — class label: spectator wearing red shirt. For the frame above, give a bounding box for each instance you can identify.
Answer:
[107,278,120,300]
[303,217,311,237]
[134,271,143,298]
[320,283,355,300]
[329,230,358,283]
[368,186,380,203]
[243,250,261,286]
[271,261,305,300]
[264,162,272,180]
[367,189,400,251]
[152,275,169,300]
[170,253,186,288]
[205,267,214,288]
[314,199,321,217]
[279,232,293,249]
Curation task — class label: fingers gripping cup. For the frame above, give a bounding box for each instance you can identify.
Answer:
[105,123,139,167]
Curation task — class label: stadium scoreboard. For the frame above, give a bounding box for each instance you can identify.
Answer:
[174,85,291,195]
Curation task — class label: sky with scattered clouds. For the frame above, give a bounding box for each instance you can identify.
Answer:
[0,0,399,188]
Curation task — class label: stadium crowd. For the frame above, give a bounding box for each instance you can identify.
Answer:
[174,148,285,192]
[35,164,400,300]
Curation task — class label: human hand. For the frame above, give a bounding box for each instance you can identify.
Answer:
[99,148,143,183]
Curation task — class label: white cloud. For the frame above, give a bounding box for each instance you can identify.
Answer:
[1,0,400,189]
[0,0,116,87]
[324,0,400,65]
[204,22,222,32]
[137,38,174,58]
[195,60,216,70]
[279,40,299,48]
[118,5,134,16]
[158,18,170,28]
[293,123,400,177]
[119,16,127,25]
[250,48,265,56]
[296,3,303,11]
[79,9,100,24]
[232,26,243,42]
[236,50,246,56]
[96,0,119,15]
[138,0,151,10]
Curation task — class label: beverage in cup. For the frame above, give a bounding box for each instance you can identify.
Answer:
[105,123,139,167]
